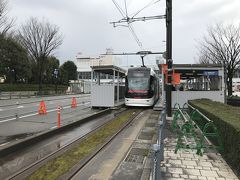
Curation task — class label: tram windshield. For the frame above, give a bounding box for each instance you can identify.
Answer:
[127,68,150,92]
[128,78,149,91]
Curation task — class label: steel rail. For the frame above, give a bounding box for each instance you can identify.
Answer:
[6,108,138,180]
[67,109,144,180]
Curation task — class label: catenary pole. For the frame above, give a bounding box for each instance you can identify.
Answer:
[166,0,173,117]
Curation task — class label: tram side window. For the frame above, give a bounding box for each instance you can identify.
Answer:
[150,76,154,92]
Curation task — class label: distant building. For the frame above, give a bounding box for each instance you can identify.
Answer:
[233,66,240,92]
[75,53,97,80]
[75,48,122,81]
[233,66,240,78]
[74,49,122,93]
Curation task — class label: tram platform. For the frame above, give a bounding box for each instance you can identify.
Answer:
[71,109,239,180]
[153,96,164,111]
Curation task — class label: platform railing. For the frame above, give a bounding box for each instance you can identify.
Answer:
[172,103,223,156]
[187,103,224,153]
[152,102,166,180]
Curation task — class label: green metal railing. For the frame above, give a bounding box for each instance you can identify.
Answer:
[172,103,223,155]
[187,103,224,153]
[172,104,199,154]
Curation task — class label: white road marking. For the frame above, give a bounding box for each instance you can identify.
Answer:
[0,102,90,123]
[0,142,10,147]
[0,117,16,123]
[0,109,3,111]
[17,106,24,109]
[50,126,58,129]
[20,113,38,118]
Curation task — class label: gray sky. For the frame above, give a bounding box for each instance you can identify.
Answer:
[8,0,240,66]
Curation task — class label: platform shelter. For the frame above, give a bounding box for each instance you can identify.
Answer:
[157,64,225,108]
[90,65,126,108]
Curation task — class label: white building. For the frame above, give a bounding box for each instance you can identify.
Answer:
[75,49,122,81]
[73,49,122,93]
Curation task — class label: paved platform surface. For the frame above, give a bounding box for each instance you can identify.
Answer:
[71,109,239,180]
[161,118,239,180]
[72,109,158,180]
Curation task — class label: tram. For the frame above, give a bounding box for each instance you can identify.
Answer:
[125,67,159,106]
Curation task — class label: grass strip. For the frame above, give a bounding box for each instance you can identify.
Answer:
[27,109,137,180]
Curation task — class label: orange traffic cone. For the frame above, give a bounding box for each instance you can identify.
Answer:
[71,97,77,108]
[38,100,47,115]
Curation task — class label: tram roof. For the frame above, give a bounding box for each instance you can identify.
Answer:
[127,66,156,76]
[90,65,126,76]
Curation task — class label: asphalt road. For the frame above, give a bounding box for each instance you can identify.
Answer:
[0,112,115,179]
[0,94,90,118]
[0,94,94,145]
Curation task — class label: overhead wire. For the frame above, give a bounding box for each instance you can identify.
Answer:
[112,0,126,18]
[132,0,161,18]
[112,0,162,49]
[128,24,143,48]
[111,0,163,66]
[124,0,128,18]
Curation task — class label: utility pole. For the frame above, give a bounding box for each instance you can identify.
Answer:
[166,0,173,117]
[110,0,172,115]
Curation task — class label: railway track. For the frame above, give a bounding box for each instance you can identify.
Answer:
[67,109,144,180]
[4,108,144,180]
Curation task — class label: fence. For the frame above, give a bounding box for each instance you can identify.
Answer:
[152,102,166,180]
[0,91,37,100]
[172,103,223,156]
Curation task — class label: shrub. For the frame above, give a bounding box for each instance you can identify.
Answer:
[188,99,240,176]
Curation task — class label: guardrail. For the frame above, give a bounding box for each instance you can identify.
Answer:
[0,91,71,100]
[172,103,223,156]
[152,102,166,180]
[0,91,36,100]
[172,104,200,154]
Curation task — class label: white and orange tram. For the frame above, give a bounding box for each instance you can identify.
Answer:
[125,67,159,107]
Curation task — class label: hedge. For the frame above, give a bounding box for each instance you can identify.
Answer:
[0,84,68,92]
[228,95,240,100]
[188,99,240,176]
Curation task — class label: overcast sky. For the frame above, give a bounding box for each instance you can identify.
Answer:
[8,0,240,66]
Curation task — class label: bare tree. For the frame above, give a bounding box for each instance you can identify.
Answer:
[0,0,14,35]
[18,17,63,93]
[198,23,240,96]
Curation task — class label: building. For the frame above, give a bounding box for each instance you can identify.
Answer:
[75,48,122,81]
[74,49,122,93]
[158,64,226,107]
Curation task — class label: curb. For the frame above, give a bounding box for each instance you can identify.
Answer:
[0,108,111,157]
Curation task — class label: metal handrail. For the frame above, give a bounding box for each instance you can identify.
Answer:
[187,103,212,123]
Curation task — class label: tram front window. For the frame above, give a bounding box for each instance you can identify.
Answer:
[128,78,149,91]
